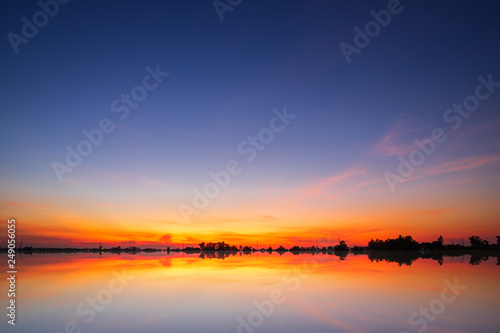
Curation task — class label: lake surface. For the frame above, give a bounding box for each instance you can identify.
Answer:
[1,252,499,333]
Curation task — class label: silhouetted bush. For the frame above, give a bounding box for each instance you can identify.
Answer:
[368,235,420,251]
[334,240,349,251]
[469,235,490,249]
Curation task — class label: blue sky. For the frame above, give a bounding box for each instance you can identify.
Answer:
[1,0,499,247]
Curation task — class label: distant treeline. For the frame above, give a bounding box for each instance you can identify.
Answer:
[1,235,499,255]
[366,235,499,251]
[0,245,164,254]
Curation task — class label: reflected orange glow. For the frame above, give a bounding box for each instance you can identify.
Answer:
[4,252,498,332]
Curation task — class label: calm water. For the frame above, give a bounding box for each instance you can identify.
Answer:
[1,252,499,333]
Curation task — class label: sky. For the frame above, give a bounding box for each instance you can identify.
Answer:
[1,0,499,248]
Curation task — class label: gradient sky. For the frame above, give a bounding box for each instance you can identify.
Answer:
[1,0,499,248]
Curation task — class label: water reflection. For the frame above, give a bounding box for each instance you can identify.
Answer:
[0,252,498,333]
[365,251,500,266]
[193,250,500,266]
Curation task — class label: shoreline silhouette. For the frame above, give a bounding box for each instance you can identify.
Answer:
[2,235,499,262]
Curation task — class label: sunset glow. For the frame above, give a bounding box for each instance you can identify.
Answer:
[1,2,500,250]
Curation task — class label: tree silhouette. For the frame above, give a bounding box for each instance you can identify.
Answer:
[334,240,349,251]
[368,235,420,251]
[469,235,489,248]
[276,246,287,255]
[469,236,481,247]
[469,255,489,266]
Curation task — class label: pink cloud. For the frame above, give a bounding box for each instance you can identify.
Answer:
[454,116,500,139]
[66,170,169,188]
[304,166,366,196]
[416,154,500,180]
[379,154,500,194]
[372,123,417,157]
[2,201,54,209]
[159,233,173,244]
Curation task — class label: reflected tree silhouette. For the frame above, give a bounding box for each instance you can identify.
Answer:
[469,255,491,266]
[333,251,348,260]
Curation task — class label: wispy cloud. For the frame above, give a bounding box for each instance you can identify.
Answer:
[454,115,500,139]
[64,171,169,188]
[159,233,173,244]
[372,123,417,157]
[402,208,457,218]
[1,201,55,209]
[304,166,367,196]
[410,154,500,182]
